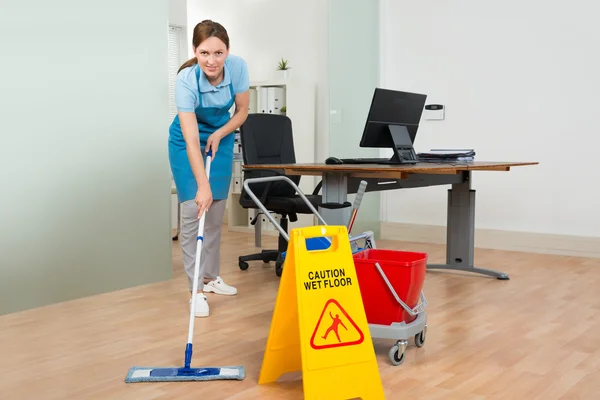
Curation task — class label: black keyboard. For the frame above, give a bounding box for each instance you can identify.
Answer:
[340,157,391,164]
[339,157,418,165]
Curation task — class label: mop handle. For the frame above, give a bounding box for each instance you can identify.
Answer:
[185,149,212,368]
[347,180,367,234]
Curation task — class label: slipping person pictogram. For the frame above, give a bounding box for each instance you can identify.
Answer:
[321,311,348,342]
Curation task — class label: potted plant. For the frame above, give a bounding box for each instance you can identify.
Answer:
[276,58,291,79]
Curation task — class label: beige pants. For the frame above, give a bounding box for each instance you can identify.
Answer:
[180,199,226,291]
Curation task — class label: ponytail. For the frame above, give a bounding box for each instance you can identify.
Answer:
[178,57,198,73]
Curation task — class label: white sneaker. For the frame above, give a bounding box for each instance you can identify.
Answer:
[189,293,209,317]
[203,276,238,296]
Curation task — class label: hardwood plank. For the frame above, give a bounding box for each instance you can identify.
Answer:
[0,226,597,399]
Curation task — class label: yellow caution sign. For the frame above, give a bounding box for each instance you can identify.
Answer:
[258,225,385,400]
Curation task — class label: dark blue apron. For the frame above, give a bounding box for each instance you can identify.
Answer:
[168,65,236,202]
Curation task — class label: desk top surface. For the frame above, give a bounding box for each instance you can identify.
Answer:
[242,161,539,175]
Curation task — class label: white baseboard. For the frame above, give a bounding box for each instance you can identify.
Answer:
[380,222,600,259]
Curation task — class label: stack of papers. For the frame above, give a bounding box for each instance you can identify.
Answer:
[417,149,475,162]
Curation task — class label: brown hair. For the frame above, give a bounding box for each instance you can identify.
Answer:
[178,20,230,73]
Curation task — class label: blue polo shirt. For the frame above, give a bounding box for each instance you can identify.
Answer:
[175,54,249,113]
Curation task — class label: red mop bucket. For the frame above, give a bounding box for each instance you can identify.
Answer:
[353,249,427,326]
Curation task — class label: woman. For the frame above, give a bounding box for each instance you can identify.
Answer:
[169,20,249,317]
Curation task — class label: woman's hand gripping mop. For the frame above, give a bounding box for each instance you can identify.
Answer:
[125,150,245,383]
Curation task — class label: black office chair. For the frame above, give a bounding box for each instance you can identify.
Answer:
[237,113,322,277]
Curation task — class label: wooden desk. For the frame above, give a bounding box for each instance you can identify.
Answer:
[243,161,538,280]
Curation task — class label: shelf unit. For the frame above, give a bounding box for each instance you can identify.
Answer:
[226,78,317,236]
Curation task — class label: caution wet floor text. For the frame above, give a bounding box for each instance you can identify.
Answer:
[258,226,385,400]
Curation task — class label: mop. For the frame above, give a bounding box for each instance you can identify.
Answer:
[347,180,367,235]
[125,150,245,383]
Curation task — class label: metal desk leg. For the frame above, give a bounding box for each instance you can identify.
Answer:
[319,172,351,226]
[427,172,509,280]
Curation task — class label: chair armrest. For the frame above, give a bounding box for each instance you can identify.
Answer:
[242,168,285,205]
[312,180,323,195]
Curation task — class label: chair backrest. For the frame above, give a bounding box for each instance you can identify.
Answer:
[239,113,300,199]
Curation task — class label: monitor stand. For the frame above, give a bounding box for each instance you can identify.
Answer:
[339,125,419,165]
[386,125,418,164]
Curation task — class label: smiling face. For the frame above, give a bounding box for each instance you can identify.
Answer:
[194,36,229,83]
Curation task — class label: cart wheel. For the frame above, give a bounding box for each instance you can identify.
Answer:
[275,265,283,277]
[239,261,249,270]
[415,330,426,347]
[388,345,405,366]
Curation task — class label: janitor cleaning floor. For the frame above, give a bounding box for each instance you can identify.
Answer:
[168,19,250,317]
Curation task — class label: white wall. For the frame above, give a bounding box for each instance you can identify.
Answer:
[185,0,329,161]
[380,0,600,238]
[169,0,187,26]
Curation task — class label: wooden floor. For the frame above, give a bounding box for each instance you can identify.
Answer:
[2,227,600,399]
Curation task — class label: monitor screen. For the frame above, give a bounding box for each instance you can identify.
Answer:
[359,88,427,149]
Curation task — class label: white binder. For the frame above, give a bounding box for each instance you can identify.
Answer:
[248,88,258,113]
[258,87,269,113]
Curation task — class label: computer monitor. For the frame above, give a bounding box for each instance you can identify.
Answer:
[359,88,427,164]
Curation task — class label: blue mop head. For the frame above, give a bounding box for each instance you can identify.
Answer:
[124,366,245,383]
